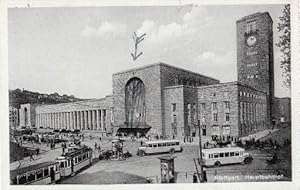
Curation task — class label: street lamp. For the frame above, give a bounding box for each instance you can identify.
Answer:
[197,120,204,182]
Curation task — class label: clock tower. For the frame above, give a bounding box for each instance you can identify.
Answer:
[236,12,274,125]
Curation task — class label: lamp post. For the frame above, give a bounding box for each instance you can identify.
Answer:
[198,120,204,182]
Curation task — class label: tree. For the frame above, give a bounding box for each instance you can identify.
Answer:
[276,4,291,88]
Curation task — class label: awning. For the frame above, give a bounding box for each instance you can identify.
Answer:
[116,126,151,135]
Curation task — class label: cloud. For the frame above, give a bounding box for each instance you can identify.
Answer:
[80,22,126,38]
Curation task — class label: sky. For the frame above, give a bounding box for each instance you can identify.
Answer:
[8,5,290,99]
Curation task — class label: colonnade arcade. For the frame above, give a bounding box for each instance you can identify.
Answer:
[35,109,107,131]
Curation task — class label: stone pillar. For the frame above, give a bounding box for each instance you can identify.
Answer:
[100,110,103,131]
[76,111,80,130]
[80,111,84,130]
[92,110,96,130]
[87,110,91,130]
[49,113,52,128]
[63,112,67,129]
[84,110,88,130]
[96,110,100,130]
[66,112,69,130]
[70,112,74,130]
[53,113,57,129]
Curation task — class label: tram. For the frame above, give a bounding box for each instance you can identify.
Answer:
[56,145,93,177]
[10,161,60,185]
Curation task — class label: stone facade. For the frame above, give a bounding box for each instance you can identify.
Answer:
[35,96,114,132]
[236,12,274,125]
[19,104,37,128]
[112,63,219,135]
[9,106,19,129]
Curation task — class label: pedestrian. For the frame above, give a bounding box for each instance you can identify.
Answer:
[99,137,101,141]
[94,142,98,151]
[36,148,40,155]
[140,140,143,146]
[29,152,34,161]
[193,172,198,183]
[98,145,101,153]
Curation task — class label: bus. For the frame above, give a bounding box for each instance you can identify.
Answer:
[56,146,92,177]
[201,147,253,167]
[10,161,60,185]
[137,139,183,156]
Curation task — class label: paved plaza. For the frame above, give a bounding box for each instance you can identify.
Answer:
[10,127,291,184]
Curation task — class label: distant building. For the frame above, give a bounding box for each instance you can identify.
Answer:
[19,104,38,128]
[9,106,19,129]
[273,97,291,124]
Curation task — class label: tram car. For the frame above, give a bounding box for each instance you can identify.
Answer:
[10,161,60,185]
[56,146,93,177]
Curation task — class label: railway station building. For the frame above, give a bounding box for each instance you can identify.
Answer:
[19,12,281,139]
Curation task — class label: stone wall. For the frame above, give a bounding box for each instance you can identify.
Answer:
[197,82,239,138]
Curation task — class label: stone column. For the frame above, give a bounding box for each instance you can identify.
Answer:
[96,110,100,130]
[84,110,88,130]
[49,113,52,128]
[87,110,91,130]
[92,110,96,130]
[65,112,69,130]
[80,111,84,130]
[100,110,103,131]
[63,112,66,129]
[76,111,79,129]
[70,112,73,130]
[101,109,105,130]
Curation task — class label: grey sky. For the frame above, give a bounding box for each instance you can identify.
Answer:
[8,5,290,99]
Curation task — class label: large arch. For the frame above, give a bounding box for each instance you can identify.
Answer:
[125,77,146,128]
[24,107,28,126]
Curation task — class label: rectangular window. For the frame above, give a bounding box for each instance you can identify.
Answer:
[225,152,229,157]
[18,175,27,184]
[220,153,224,158]
[212,102,217,110]
[214,153,219,158]
[235,152,239,156]
[230,152,235,157]
[171,103,176,112]
[36,170,43,179]
[158,143,162,147]
[27,173,36,182]
[225,113,230,121]
[44,168,49,177]
[246,20,257,34]
[175,142,179,145]
[201,103,206,110]
[172,115,177,123]
[224,102,230,109]
[213,113,218,122]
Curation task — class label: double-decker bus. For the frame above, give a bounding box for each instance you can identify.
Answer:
[10,161,60,185]
[56,146,92,177]
[137,139,183,156]
[201,147,253,167]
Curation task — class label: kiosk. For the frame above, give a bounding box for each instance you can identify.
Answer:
[158,155,176,183]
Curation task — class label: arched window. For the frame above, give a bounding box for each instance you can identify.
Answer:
[24,107,28,126]
[125,78,146,128]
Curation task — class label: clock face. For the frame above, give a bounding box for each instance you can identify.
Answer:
[247,36,257,46]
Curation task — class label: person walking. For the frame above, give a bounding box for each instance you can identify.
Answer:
[29,152,34,161]
[36,148,40,156]
[94,142,98,151]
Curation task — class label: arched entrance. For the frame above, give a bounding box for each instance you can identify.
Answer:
[24,107,28,126]
[125,77,146,128]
